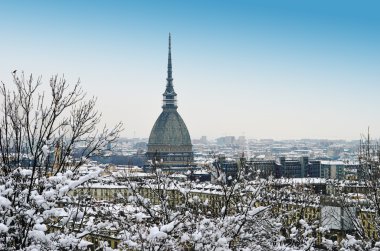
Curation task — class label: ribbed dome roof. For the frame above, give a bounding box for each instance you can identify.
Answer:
[148,110,191,146]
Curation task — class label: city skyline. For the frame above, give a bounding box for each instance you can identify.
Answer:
[1,1,379,140]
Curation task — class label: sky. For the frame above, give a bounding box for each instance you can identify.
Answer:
[0,0,379,140]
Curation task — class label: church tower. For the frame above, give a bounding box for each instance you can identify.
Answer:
[146,34,194,167]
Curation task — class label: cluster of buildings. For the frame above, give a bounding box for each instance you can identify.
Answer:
[245,157,360,180]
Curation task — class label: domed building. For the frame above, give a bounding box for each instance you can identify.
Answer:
[146,34,194,167]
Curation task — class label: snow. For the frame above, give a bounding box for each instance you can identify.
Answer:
[192,232,202,241]
[180,233,190,242]
[217,237,228,245]
[135,212,148,222]
[274,177,326,185]
[58,235,81,248]
[28,229,47,243]
[193,170,210,175]
[20,169,33,176]
[148,227,167,240]
[32,194,46,207]
[59,169,102,195]
[34,224,47,232]
[247,206,267,216]
[0,196,11,208]
[0,223,8,233]
[43,208,69,218]
[321,160,345,165]
[345,234,359,246]
[42,144,49,157]
[161,222,175,233]
[78,239,93,249]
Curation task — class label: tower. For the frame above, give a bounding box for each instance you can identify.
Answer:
[146,34,194,167]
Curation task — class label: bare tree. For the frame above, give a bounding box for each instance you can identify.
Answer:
[0,72,122,250]
[322,130,380,250]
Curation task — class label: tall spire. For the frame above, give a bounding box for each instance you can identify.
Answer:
[167,33,173,84]
[163,33,177,109]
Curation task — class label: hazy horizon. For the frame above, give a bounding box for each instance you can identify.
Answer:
[1,1,379,140]
[120,135,363,143]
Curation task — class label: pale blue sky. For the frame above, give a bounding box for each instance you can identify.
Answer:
[0,1,379,140]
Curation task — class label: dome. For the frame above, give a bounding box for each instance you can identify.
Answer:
[148,110,192,148]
